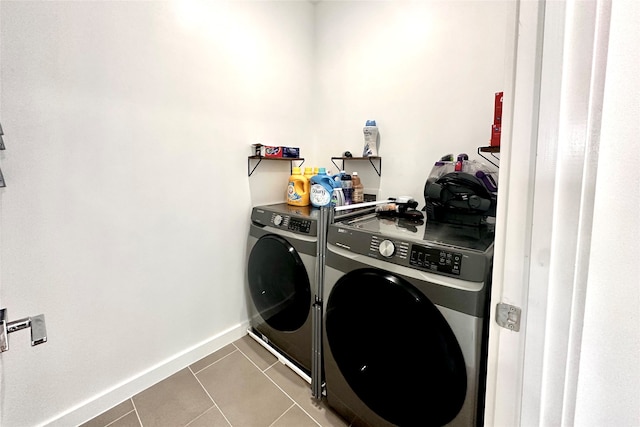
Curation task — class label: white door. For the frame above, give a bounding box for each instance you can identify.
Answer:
[486,1,640,426]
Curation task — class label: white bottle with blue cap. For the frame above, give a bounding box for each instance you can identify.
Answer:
[310,168,335,207]
[363,120,378,156]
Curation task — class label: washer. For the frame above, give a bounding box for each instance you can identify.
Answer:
[246,203,319,376]
[322,213,494,427]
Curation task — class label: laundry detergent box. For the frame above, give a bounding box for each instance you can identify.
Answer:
[258,145,299,158]
[282,147,300,158]
[264,146,283,158]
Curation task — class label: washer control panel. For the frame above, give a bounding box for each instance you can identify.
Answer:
[409,245,462,276]
[251,205,318,237]
[271,213,312,234]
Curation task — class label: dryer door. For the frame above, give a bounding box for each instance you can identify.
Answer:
[326,268,467,427]
[248,234,312,332]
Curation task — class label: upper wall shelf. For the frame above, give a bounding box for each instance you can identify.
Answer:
[247,156,305,176]
[477,146,500,168]
[331,156,382,176]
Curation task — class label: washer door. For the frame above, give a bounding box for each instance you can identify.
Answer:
[248,234,311,332]
[326,268,467,427]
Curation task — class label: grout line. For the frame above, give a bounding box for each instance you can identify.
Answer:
[225,343,318,425]
[189,365,233,427]
[184,405,230,427]
[267,403,297,427]
[262,364,322,427]
[233,342,279,374]
[191,348,239,375]
[234,341,325,425]
[103,409,136,427]
[211,339,323,427]
[129,398,144,427]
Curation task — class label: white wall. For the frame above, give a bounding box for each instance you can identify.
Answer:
[0,1,314,425]
[0,1,515,425]
[314,1,507,203]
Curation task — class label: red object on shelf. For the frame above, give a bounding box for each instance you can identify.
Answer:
[264,146,283,158]
[494,92,503,125]
[490,92,503,147]
[491,124,501,147]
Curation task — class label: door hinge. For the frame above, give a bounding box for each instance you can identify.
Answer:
[495,303,521,332]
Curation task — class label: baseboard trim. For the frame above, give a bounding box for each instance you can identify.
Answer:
[44,321,250,427]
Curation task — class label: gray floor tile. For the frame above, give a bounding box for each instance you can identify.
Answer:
[108,411,141,427]
[186,406,231,427]
[272,405,320,427]
[265,362,350,427]
[233,334,278,371]
[196,350,293,427]
[82,335,348,427]
[79,400,134,427]
[190,344,237,374]
[133,368,213,427]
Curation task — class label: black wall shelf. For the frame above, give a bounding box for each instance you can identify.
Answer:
[331,156,382,176]
[478,146,500,168]
[247,156,305,176]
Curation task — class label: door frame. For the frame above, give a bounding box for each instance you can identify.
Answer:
[483,1,545,424]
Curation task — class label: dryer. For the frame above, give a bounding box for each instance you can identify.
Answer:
[322,213,494,427]
[246,203,319,376]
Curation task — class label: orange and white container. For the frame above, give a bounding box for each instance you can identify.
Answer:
[287,167,310,206]
[303,167,315,181]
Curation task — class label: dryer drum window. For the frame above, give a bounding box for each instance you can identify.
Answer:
[326,268,467,427]
[248,234,312,332]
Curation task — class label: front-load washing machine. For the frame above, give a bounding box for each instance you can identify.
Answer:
[246,203,320,377]
[323,213,494,427]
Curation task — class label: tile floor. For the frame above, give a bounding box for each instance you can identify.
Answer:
[81,334,350,427]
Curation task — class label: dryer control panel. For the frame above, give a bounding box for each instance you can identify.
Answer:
[409,245,462,276]
[368,236,461,276]
[329,225,490,282]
